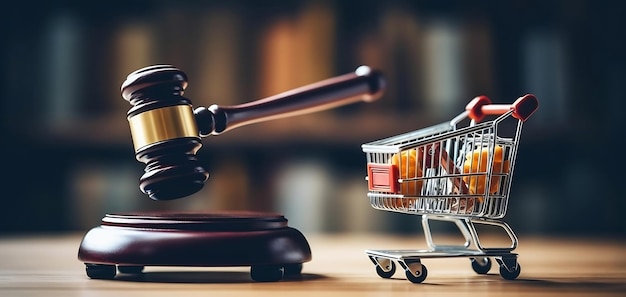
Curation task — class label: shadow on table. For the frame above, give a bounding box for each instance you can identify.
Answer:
[512,276,626,292]
[114,271,327,284]
[410,273,626,293]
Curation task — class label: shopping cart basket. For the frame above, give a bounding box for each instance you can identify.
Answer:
[362,94,538,283]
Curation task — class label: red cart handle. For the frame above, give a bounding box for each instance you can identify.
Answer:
[466,94,538,122]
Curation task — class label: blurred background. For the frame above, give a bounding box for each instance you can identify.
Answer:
[0,0,623,237]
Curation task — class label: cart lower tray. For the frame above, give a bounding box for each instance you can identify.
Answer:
[78,211,312,282]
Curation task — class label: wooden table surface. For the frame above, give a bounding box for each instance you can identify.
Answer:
[0,232,624,297]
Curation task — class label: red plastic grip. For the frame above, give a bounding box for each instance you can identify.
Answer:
[466,94,538,122]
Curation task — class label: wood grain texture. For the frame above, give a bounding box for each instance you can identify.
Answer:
[0,233,624,297]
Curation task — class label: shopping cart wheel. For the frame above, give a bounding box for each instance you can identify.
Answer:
[85,263,116,279]
[117,265,144,274]
[403,261,428,284]
[499,263,521,280]
[470,257,492,274]
[250,265,284,282]
[375,260,396,278]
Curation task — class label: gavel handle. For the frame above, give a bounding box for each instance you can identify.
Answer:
[194,66,385,136]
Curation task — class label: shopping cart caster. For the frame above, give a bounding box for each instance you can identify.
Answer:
[400,260,428,284]
[470,257,492,274]
[372,258,396,278]
[496,257,521,280]
[85,263,116,280]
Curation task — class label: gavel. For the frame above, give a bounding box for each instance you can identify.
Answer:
[121,65,385,201]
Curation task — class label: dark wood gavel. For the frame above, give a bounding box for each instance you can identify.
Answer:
[121,65,385,200]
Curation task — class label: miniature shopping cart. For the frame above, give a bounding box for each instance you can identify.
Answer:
[362,94,538,283]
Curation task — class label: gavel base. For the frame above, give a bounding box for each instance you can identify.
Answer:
[77,211,312,282]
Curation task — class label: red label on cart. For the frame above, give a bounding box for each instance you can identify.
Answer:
[367,163,399,193]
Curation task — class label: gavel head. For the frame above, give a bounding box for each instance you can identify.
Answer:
[121,65,209,200]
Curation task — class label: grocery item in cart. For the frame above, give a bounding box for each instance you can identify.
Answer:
[388,149,424,208]
[462,145,510,195]
[389,149,424,194]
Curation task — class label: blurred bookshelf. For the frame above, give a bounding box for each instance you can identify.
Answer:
[2,0,623,236]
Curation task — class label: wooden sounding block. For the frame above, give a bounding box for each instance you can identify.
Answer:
[78,211,311,282]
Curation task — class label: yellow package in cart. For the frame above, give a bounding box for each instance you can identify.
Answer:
[462,145,510,195]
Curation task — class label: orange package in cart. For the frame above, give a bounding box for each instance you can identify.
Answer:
[463,145,510,195]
